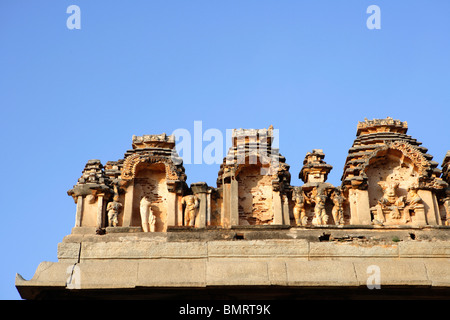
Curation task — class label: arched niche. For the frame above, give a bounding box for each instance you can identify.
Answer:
[365,149,421,209]
[362,143,431,225]
[132,162,169,231]
[236,163,274,225]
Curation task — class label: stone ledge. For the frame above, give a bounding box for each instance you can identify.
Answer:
[207,240,309,258]
[16,258,450,299]
[57,238,450,261]
[309,242,399,258]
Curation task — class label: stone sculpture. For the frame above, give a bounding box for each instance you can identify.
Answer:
[331,188,345,225]
[182,195,199,226]
[140,196,156,232]
[106,196,122,227]
[311,187,329,225]
[402,186,422,223]
[373,181,406,225]
[65,120,449,231]
[292,187,307,226]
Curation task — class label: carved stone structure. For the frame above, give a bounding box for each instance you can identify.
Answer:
[16,119,450,299]
[341,117,447,226]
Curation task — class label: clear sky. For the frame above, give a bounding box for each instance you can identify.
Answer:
[1,1,449,299]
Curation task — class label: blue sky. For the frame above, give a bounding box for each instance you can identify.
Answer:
[1,1,449,299]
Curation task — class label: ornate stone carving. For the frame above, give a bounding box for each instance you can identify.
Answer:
[66,120,448,232]
[331,188,345,225]
[140,196,156,232]
[310,187,329,226]
[371,181,425,225]
[121,154,184,184]
[402,185,422,223]
[292,187,307,226]
[182,195,199,226]
[107,195,122,227]
[373,181,404,224]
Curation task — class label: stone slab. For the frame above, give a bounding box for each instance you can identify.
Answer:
[285,260,359,286]
[206,259,270,286]
[353,260,431,287]
[137,259,206,287]
[398,241,450,258]
[207,239,309,258]
[79,241,207,260]
[309,242,399,259]
[57,242,80,261]
[76,260,139,289]
[424,261,450,287]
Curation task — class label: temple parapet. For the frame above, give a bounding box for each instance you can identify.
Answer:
[341,117,448,226]
[17,118,450,300]
[66,119,449,234]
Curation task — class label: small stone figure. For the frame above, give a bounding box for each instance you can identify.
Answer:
[331,188,345,225]
[311,187,329,225]
[140,196,156,232]
[107,195,122,227]
[403,186,422,223]
[374,181,404,225]
[445,200,450,226]
[293,188,307,226]
[182,195,199,226]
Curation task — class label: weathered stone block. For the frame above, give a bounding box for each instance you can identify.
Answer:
[398,241,450,258]
[57,242,80,262]
[76,260,138,289]
[285,261,359,286]
[309,242,398,259]
[207,239,309,258]
[353,260,431,286]
[137,259,206,287]
[206,259,270,286]
[80,241,208,260]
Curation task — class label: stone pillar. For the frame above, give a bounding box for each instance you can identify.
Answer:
[96,194,104,229]
[418,190,440,225]
[166,191,178,227]
[123,182,135,227]
[272,191,283,225]
[222,180,230,228]
[348,189,371,225]
[282,194,290,225]
[206,189,212,225]
[230,175,239,226]
[177,195,184,226]
[75,195,84,227]
[414,204,427,225]
[192,182,208,228]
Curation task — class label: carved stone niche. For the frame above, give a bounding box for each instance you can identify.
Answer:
[365,148,430,226]
[118,133,188,232]
[237,163,275,225]
[131,162,169,232]
[216,126,290,227]
[67,159,113,231]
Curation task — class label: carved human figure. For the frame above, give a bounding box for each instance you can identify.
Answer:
[182,195,199,226]
[106,196,122,227]
[402,187,422,223]
[445,199,450,226]
[374,181,405,225]
[140,196,156,232]
[292,188,307,226]
[331,189,345,225]
[311,187,329,225]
